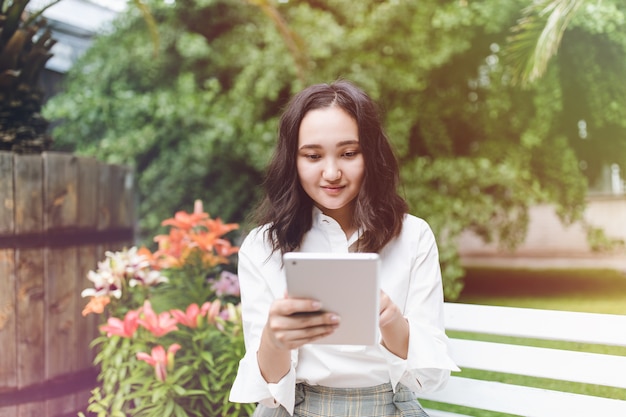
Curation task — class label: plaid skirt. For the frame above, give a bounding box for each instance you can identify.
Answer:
[252,383,429,417]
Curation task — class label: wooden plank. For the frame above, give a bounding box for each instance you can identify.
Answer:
[66,157,103,415]
[75,386,93,417]
[104,163,134,231]
[419,376,626,417]
[14,154,43,232]
[43,153,79,416]
[76,156,99,229]
[43,153,78,230]
[0,152,14,233]
[0,249,16,390]
[13,154,45,416]
[76,157,99,371]
[0,407,16,417]
[0,152,16,410]
[449,338,626,388]
[99,163,135,234]
[45,392,78,417]
[17,402,45,417]
[97,162,112,231]
[113,164,135,229]
[97,163,132,251]
[0,406,17,417]
[444,303,626,346]
[108,164,122,228]
[15,250,45,386]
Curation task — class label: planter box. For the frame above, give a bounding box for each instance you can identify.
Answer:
[0,151,135,417]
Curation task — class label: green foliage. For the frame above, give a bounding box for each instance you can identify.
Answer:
[45,1,281,241]
[583,223,626,253]
[401,156,537,299]
[44,0,626,300]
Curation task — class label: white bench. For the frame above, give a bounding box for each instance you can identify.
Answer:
[419,303,626,417]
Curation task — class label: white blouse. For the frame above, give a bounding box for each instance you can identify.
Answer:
[229,208,459,415]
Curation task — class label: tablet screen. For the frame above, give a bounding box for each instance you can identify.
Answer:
[283,252,380,345]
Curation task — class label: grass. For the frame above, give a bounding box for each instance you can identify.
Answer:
[420,267,626,417]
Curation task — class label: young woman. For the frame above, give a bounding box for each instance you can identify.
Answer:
[229,80,458,416]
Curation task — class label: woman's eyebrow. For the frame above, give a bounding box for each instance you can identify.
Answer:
[298,139,360,151]
[298,144,322,150]
[337,140,360,147]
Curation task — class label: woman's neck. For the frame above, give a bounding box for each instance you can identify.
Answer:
[317,204,356,239]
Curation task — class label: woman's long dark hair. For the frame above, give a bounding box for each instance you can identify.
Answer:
[254,80,408,254]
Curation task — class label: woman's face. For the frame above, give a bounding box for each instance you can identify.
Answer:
[297,106,365,226]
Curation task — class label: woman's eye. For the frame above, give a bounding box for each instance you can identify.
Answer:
[305,154,321,160]
[343,151,359,158]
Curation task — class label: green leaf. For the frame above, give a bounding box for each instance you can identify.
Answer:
[200,351,214,365]
[163,399,175,416]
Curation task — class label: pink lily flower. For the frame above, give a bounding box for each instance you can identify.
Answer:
[136,343,181,382]
[170,303,202,328]
[205,299,221,324]
[100,309,140,338]
[138,300,178,337]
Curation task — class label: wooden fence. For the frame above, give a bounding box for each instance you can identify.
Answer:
[0,151,135,417]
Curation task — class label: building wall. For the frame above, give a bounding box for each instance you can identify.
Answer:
[457,195,626,257]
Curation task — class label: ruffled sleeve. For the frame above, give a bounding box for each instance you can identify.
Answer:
[228,228,300,415]
[378,217,459,393]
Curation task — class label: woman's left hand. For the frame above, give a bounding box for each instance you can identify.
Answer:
[379,290,403,328]
[379,290,409,359]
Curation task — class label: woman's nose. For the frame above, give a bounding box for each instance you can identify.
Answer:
[322,161,341,181]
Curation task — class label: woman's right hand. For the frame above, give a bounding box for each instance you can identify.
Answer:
[257,296,340,383]
[264,297,340,351]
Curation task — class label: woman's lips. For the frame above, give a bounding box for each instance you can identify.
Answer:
[321,185,344,195]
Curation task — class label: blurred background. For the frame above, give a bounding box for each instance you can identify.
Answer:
[9,0,626,304]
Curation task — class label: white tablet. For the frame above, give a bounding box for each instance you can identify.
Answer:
[283,252,380,345]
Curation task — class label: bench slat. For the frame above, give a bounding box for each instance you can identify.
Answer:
[449,338,626,388]
[445,303,626,346]
[418,376,626,417]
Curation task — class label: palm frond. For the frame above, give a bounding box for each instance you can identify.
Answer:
[131,0,160,56]
[506,0,585,87]
[246,0,309,83]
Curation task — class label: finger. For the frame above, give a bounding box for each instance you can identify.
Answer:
[273,297,323,316]
[273,311,339,331]
[268,312,339,343]
[379,291,390,313]
[274,322,339,349]
[379,300,401,327]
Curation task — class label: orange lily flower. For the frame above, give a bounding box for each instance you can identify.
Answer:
[136,246,157,265]
[160,200,209,231]
[214,238,239,257]
[154,228,187,257]
[81,296,110,316]
[189,232,218,251]
[204,217,239,237]
[190,234,238,258]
